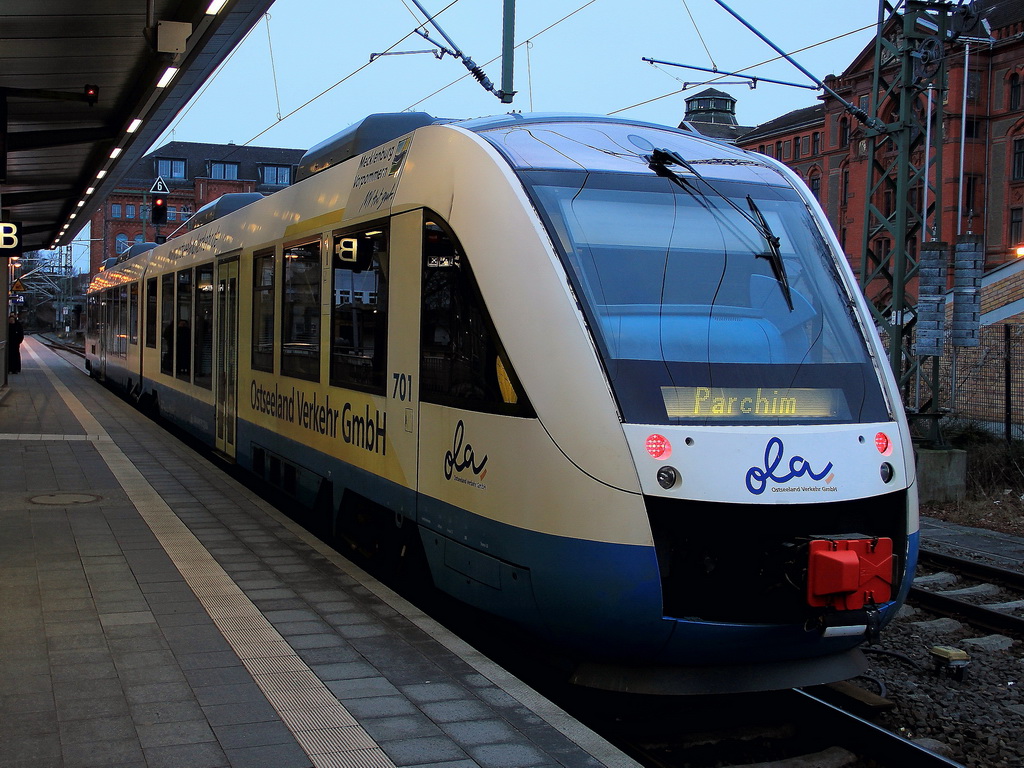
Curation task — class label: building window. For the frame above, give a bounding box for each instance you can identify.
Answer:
[809,172,821,201]
[168,206,177,221]
[252,249,275,372]
[1014,138,1024,180]
[211,161,239,180]
[1011,73,1022,111]
[126,204,136,220]
[793,137,801,160]
[111,203,122,219]
[157,158,186,178]
[115,233,129,253]
[281,240,321,381]
[841,167,850,206]
[1010,208,1023,245]
[840,117,851,147]
[812,132,821,155]
[964,119,982,139]
[262,165,291,185]
[331,226,389,393]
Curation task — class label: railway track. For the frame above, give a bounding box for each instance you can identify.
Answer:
[910,547,1024,638]
[35,334,85,359]
[587,686,962,768]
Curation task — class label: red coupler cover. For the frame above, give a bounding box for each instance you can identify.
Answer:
[807,537,893,610]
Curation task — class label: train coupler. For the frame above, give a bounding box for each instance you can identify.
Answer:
[805,534,893,611]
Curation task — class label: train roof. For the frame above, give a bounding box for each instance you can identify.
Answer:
[296,111,781,186]
[463,114,782,183]
[295,112,441,181]
[188,193,265,230]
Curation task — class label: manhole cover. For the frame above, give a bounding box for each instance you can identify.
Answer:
[30,493,101,506]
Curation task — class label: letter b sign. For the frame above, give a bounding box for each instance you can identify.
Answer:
[0,222,19,251]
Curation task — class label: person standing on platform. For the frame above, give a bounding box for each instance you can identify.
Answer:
[8,314,24,374]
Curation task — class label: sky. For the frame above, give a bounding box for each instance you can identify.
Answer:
[150,0,883,152]
[69,0,882,272]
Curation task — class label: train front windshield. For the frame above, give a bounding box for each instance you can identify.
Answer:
[524,171,890,426]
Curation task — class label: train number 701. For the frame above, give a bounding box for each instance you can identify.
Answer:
[392,373,413,402]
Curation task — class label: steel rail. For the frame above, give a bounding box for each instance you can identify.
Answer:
[790,689,965,767]
[908,587,1024,637]
[918,547,1024,589]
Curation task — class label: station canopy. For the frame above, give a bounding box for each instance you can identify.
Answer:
[1,0,275,254]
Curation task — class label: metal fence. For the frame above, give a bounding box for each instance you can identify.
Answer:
[933,324,1024,442]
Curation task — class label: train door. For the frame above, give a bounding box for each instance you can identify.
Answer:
[215,256,239,457]
[386,210,423,516]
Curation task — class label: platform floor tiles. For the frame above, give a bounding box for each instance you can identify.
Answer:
[0,338,632,768]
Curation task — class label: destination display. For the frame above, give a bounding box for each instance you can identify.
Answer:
[662,386,846,420]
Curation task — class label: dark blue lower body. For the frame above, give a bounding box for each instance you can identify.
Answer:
[146,404,917,671]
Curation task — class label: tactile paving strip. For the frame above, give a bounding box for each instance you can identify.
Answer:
[28,345,395,768]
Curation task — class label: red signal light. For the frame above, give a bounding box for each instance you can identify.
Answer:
[152,195,167,225]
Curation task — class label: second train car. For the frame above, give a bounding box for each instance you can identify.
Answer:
[87,112,918,694]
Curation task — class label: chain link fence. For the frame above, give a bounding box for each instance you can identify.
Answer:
[934,324,1024,442]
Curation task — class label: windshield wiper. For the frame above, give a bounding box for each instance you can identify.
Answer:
[746,195,793,311]
[646,148,794,311]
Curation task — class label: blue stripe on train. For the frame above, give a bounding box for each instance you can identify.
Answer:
[218,417,914,665]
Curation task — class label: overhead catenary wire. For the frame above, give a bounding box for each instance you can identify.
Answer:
[169,1,875,154]
[240,0,463,147]
[264,13,283,121]
[155,20,265,149]
[525,40,535,111]
[403,0,600,112]
[609,23,875,116]
[681,0,717,70]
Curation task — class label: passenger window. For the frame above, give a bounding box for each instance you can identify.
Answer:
[116,285,128,357]
[281,240,321,381]
[252,249,275,372]
[129,283,139,345]
[330,226,388,393]
[145,277,157,348]
[419,217,532,416]
[194,264,214,390]
[160,274,174,375]
[176,268,192,381]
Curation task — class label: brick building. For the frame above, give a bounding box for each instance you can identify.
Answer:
[89,141,305,276]
[732,0,1024,317]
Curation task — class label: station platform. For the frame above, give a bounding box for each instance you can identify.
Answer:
[0,337,636,768]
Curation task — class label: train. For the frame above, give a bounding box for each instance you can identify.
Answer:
[86,112,918,694]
